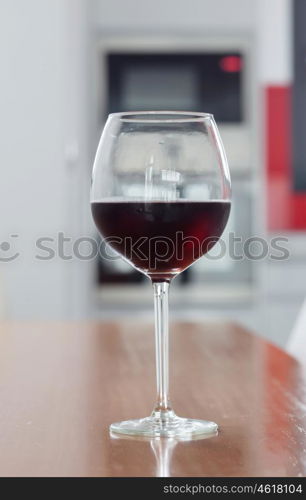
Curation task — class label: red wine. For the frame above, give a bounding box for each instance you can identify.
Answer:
[91,200,230,281]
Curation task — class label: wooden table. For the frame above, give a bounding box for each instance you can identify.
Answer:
[0,321,305,477]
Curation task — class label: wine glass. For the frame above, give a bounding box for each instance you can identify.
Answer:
[91,111,231,438]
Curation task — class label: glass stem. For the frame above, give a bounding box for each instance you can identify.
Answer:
[152,281,174,419]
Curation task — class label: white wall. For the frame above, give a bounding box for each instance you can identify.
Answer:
[94,0,256,31]
[0,0,90,319]
[256,0,293,84]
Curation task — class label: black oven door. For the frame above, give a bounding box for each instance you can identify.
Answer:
[107,52,243,123]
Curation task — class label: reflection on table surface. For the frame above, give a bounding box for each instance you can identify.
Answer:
[0,322,305,476]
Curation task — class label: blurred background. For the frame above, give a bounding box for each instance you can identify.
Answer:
[0,0,305,348]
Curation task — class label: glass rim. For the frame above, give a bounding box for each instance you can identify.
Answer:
[108,111,214,124]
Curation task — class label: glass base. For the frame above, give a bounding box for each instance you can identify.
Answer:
[110,414,218,439]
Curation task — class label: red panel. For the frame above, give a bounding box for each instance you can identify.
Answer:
[266,86,306,230]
